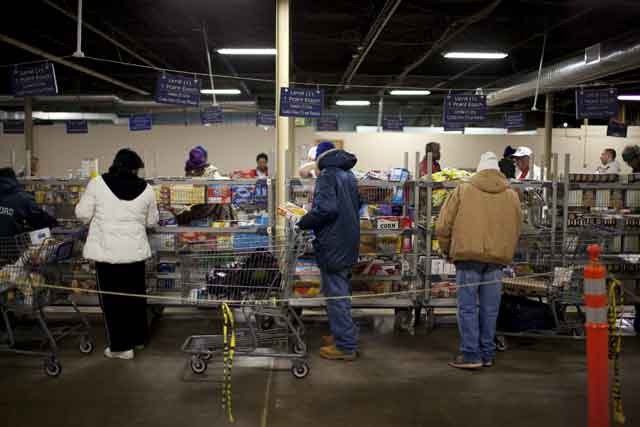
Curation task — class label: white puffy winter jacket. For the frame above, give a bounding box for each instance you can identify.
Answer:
[75,176,159,264]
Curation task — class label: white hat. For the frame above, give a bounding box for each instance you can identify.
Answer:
[513,146,533,158]
[477,152,500,172]
[307,146,317,161]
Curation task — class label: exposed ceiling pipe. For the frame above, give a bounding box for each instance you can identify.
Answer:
[73,0,84,57]
[337,0,403,91]
[41,0,157,67]
[382,0,501,94]
[486,33,640,106]
[0,111,118,122]
[0,34,150,96]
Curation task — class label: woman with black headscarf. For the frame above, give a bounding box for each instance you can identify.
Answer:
[76,149,159,360]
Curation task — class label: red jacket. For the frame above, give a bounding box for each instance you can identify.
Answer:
[419,159,441,177]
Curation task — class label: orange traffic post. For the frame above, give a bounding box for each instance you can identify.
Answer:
[584,244,609,427]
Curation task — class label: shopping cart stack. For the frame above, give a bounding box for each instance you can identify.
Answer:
[180,224,311,379]
[0,230,94,377]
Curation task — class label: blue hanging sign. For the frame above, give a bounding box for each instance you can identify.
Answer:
[2,120,24,134]
[607,118,627,138]
[256,111,276,127]
[443,122,465,132]
[382,116,404,132]
[154,73,201,106]
[317,115,338,131]
[10,62,58,97]
[66,120,88,134]
[279,87,323,118]
[443,94,487,125]
[129,114,152,131]
[575,88,618,119]
[504,112,525,129]
[201,106,224,125]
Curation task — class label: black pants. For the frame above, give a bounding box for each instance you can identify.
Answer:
[96,261,147,352]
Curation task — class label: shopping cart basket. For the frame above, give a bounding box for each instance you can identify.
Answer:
[0,231,93,377]
[180,225,311,379]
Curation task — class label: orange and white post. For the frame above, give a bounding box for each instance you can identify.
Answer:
[584,244,609,427]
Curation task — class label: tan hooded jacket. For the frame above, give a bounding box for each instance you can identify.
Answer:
[436,169,522,265]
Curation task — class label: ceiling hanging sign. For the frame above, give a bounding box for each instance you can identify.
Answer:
[154,72,201,106]
[503,112,525,129]
[382,116,404,132]
[607,118,627,138]
[317,115,338,131]
[66,120,88,134]
[575,88,618,119]
[2,120,24,134]
[279,87,324,118]
[201,106,224,125]
[256,111,276,127]
[443,122,465,133]
[129,114,152,131]
[11,62,58,97]
[443,94,487,126]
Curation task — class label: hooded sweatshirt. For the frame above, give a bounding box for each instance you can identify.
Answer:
[436,169,522,265]
[297,149,361,271]
[0,173,58,236]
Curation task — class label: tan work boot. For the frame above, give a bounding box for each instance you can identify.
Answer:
[321,335,335,346]
[319,344,357,361]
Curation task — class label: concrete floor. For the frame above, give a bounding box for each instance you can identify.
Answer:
[1,311,639,427]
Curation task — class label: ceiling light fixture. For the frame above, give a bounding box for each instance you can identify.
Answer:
[217,48,276,55]
[443,52,508,59]
[200,89,241,95]
[336,100,371,106]
[618,94,640,101]
[390,90,431,96]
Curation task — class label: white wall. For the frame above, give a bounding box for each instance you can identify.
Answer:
[1,123,639,177]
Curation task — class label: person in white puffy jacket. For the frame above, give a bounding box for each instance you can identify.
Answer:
[76,149,159,360]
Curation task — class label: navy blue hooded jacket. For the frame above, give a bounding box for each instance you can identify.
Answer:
[0,170,58,237]
[297,149,360,272]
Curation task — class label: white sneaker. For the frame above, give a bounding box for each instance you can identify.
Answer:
[104,348,134,360]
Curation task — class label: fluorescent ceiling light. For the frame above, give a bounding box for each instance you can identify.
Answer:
[444,52,508,59]
[336,100,370,106]
[389,90,431,96]
[618,94,640,101]
[200,89,241,95]
[217,48,276,55]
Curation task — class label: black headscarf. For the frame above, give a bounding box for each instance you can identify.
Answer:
[102,149,148,201]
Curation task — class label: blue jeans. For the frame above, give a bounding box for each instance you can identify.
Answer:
[455,261,503,363]
[321,268,358,354]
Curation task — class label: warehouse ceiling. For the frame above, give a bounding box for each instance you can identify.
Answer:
[2,0,640,125]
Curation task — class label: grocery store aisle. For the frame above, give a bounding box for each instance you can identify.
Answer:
[1,312,639,427]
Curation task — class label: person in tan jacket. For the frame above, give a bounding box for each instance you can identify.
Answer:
[436,152,521,370]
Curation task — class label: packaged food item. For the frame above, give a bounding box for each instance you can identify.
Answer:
[207,183,232,204]
[277,203,307,221]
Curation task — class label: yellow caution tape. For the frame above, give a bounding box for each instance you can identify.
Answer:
[608,277,625,426]
[221,302,235,423]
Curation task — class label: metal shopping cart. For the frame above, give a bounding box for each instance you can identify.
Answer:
[0,231,94,377]
[180,225,311,379]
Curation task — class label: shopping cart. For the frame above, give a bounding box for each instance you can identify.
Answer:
[180,225,311,379]
[0,231,93,377]
[496,226,621,350]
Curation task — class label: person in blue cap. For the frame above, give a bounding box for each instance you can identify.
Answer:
[297,141,361,360]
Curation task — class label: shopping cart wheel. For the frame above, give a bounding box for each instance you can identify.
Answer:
[293,341,307,355]
[79,339,94,355]
[291,362,310,379]
[495,336,508,352]
[259,317,275,331]
[44,358,62,377]
[190,356,208,374]
[201,350,214,361]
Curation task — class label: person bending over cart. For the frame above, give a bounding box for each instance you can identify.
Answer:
[436,152,522,370]
[297,141,361,361]
[0,167,58,236]
[76,149,159,360]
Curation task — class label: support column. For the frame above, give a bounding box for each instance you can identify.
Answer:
[544,93,553,174]
[276,0,293,216]
[24,96,33,176]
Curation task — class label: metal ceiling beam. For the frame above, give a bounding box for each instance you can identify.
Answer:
[41,0,158,68]
[0,33,150,95]
[337,0,403,91]
[382,0,501,94]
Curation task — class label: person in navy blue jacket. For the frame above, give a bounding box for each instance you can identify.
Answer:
[297,141,360,360]
[0,168,58,237]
